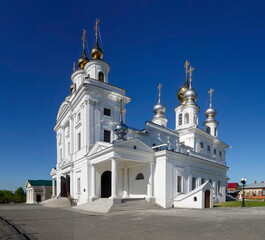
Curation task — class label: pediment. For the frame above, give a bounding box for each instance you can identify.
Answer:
[56,101,70,121]
[113,138,153,153]
[50,168,57,176]
[25,181,31,188]
[88,141,112,156]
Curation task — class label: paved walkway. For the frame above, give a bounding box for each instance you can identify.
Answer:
[1,204,265,240]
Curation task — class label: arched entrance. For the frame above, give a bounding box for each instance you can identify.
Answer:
[101,171,111,198]
[205,190,210,208]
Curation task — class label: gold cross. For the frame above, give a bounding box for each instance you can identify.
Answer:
[157,83,162,103]
[184,60,190,74]
[208,88,214,101]
[94,18,100,37]
[81,29,87,50]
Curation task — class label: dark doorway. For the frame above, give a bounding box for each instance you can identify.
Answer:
[101,171,111,198]
[61,175,70,197]
[205,190,210,208]
[36,194,41,203]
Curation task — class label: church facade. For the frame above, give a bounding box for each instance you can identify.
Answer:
[50,20,229,209]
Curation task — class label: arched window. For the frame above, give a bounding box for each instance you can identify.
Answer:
[98,72,104,82]
[136,173,144,180]
[179,114,183,125]
[206,127,210,134]
[184,113,189,124]
[214,128,217,136]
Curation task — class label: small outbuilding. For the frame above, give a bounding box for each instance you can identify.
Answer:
[25,180,52,204]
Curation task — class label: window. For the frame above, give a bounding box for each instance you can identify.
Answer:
[60,149,62,160]
[207,145,210,151]
[192,177,196,190]
[214,128,217,136]
[77,112,81,122]
[104,130,111,143]
[200,142,204,149]
[104,108,111,116]
[98,72,104,82]
[201,178,205,184]
[77,132,81,151]
[206,127,210,134]
[179,113,183,125]
[194,197,197,202]
[218,181,221,193]
[177,176,182,193]
[214,148,216,155]
[133,145,137,150]
[219,151,222,157]
[184,113,189,124]
[136,173,144,180]
[77,178,81,194]
[68,142,70,155]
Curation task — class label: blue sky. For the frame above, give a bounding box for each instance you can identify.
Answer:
[0,0,264,190]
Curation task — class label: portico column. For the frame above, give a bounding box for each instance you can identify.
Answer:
[147,162,154,198]
[52,179,55,198]
[91,164,96,198]
[123,168,128,198]
[111,158,117,198]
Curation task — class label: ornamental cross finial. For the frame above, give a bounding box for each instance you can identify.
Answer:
[189,66,195,84]
[81,29,87,51]
[94,18,100,38]
[208,88,214,104]
[184,60,190,82]
[72,62,76,72]
[157,83,162,103]
[119,99,123,115]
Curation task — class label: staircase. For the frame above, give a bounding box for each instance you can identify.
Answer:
[74,198,113,213]
[41,197,72,208]
[74,198,161,213]
[110,199,162,213]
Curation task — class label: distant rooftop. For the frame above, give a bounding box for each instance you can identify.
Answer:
[245,182,265,189]
[27,180,52,186]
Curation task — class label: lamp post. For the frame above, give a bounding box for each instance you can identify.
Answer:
[241,178,246,207]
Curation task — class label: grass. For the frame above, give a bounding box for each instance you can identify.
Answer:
[214,200,265,207]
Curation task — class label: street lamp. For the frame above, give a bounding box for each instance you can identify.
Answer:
[241,178,247,207]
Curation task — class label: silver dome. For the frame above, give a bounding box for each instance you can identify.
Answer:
[205,107,217,117]
[153,103,166,114]
[183,88,198,101]
[114,120,128,140]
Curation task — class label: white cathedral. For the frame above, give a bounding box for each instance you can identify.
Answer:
[50,20,229,209]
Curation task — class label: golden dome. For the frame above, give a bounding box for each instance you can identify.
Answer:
[91,43,103,60]
[177,81,189,103]
[70,84,75,93]
[78,51,89,69]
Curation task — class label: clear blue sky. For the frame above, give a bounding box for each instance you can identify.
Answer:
[1,0,264,190]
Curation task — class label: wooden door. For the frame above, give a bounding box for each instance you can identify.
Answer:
[205,190,210,208]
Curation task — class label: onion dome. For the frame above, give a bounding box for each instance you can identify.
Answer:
[114,119,129,140]
[183,86,198,101]
[153,83,166,117]
[177,81,189,103]
[91,19,103,60]
[205,88,217,118]
[114,99,128,141]
[78,51,89,69]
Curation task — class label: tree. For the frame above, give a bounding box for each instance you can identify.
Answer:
[14,187,26,203]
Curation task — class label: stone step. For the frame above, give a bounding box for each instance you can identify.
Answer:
[42,197,72,208]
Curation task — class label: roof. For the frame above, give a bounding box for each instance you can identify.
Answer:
[228,183,238,188]
[244,183,265,189]
[27,180,52,186]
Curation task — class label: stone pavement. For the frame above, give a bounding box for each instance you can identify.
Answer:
[1,204,265,240]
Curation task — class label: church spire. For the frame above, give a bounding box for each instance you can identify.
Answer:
[78,29,89,69]
[152,83,168,127]
[203,88,219,137]
[91,19,103,60]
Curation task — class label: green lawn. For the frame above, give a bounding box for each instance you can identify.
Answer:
[214,201,265,207]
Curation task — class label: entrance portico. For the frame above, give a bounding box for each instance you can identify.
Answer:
[88,139,154,203]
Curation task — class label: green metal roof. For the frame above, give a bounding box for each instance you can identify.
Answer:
[27,180,52,186]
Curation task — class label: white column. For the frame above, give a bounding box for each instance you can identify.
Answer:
[43,186,46,201]
[91,164,96,198]
[70,170,74,196]
[52,179,55,198]
[213,181,216,197]
[57,176,61,197]
[123,168,128,198]
[111,158,117,198]
[147,162,154,198]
